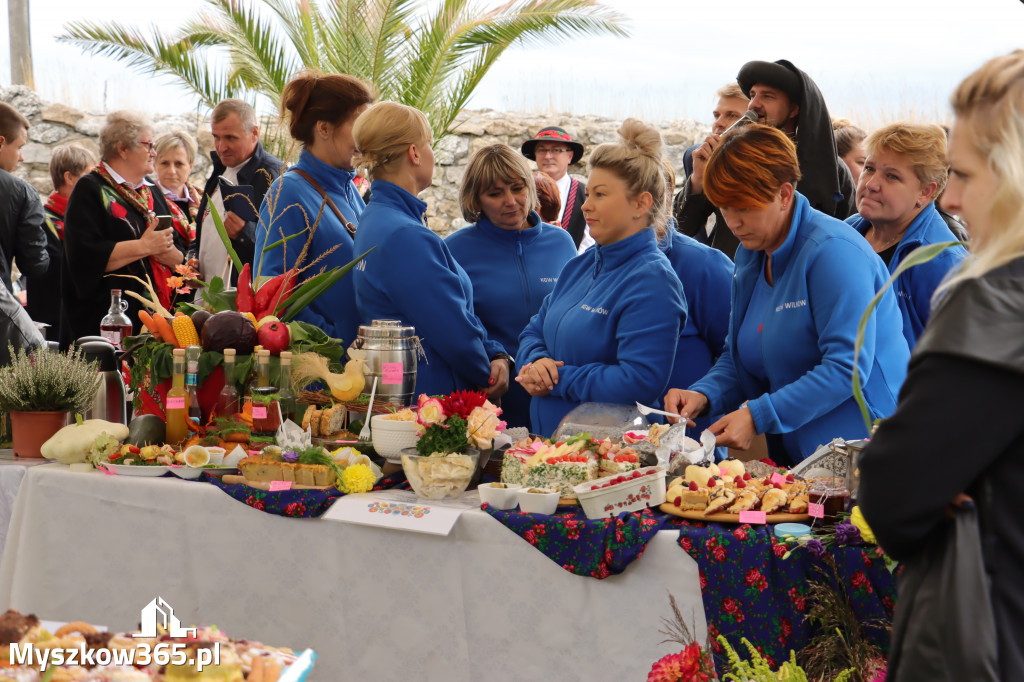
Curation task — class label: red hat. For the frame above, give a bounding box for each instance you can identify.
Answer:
[521,126,585,165]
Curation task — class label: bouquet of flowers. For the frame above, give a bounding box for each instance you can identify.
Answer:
[415,390,505,456]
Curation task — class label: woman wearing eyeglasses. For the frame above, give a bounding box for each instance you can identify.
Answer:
[63,110,184,340]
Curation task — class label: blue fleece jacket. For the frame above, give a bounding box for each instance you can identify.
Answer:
[518,228,686,437]
[846,203,967,348]
[253,150,364,342]
[445,212,577,428]
[353,180,504,397]
[690,193,910,463]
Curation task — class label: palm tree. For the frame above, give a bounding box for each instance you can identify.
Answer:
[59,0,629,141]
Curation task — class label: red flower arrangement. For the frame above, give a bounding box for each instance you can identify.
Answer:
[647,642,716,682]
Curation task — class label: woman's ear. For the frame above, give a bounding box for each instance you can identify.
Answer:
[920,181,939,205]
[779,182,795,207]
[634,191,653,216]
[407,143,421,166]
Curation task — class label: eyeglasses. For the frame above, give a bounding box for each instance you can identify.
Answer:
[138,141,156,153]
[535,148,573,156]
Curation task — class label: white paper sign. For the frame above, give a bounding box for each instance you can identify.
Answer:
[322,489,478,536]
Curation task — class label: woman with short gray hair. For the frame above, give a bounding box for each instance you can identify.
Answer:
[62,111,184,343]
[154,130,202,241]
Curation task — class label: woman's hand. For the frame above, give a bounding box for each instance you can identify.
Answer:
[486,359,510,400]
[708,406,757,450]
[516,358,563,397]
[154,245,184,267]
[138,221,175,257]
[663,389,709,427]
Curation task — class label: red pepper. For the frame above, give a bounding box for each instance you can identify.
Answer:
[235,263,255,313]
[269,268,298,317]
[128,445,141,454]
[253,271,288,319]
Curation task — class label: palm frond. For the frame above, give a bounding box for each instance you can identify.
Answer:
[213,0,298,100]
[401,0,473,111]
[263,0,323,72]
[317,0,374,79]
[459,0,629,49]
[58,20,235,106]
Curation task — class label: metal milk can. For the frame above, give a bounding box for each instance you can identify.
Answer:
[348,319,421,406]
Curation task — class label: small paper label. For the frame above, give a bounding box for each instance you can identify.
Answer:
[382,362,403,385]
[770,472,787,485]
[166,397,185,410]
[248,450,260,457]
[252,405,268,419]
[808,503,825,519]
[739,510,767,525]
[269,480,292,492]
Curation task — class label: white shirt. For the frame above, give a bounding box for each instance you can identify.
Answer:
[198,162,245,284]
[555,173,571,224]
[101,162,154,191]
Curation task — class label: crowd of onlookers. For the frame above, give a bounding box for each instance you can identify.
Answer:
[2,50,1024,676]
[0,57,984,457]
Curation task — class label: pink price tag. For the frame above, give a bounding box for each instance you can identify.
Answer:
[269,480,292,492]
[252,405,268,419]
[382,362,403,385]
[808,503,825,519]
[248,450,260,457]
[166,397,185,410]
[739,510,767,525]
[770,472,787,485]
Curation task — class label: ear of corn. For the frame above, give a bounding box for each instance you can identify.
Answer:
[171,316,198,348]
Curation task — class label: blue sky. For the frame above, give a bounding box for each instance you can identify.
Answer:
[3,0,1023,128]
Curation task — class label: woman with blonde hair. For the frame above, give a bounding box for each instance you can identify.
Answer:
[445,144,576,427]
[517,119,685,436]
[352,102,509,399]
[153,130,202,240]
[832,118,868,184]
[859,50,1024,681]
[665,124,908,464]
[253,70,374,341]
[845,122,967,347]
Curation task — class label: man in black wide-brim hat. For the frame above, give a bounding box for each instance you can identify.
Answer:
[522,126,589,250]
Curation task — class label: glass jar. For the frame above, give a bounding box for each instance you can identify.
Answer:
[250,386,281,436]
[808,476,851,524]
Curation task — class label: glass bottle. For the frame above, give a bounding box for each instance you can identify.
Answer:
[249,350,274,433]
[185,345,202,426]
[99,289,132,349]
[278,351,296,424]
[255,349,271,388]
[165,348,189,448]
[215,348,239,418]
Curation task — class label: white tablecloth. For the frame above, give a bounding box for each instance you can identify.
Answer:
[0,465,706,680]
[0,453,48,568]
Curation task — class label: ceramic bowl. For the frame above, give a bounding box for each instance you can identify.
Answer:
[371,415,420,463]
[206,447,226,465]
[477,482,522,510]
[516,487,560,515]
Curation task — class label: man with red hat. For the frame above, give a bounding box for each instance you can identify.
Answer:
[522,127,589,250]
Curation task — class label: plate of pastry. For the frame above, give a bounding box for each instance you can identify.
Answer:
[659,460,810,524]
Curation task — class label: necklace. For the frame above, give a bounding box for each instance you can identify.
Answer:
[870,226,905,251]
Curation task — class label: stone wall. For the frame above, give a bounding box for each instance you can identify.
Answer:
[2,86,710,235]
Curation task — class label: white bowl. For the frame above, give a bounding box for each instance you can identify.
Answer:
[206,447,226,465]
[516,487,560,515]
[170,465,203,480]
[478,482,523,510]
[371,415,420,463]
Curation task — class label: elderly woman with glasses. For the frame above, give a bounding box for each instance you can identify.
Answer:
[63,110,184,341]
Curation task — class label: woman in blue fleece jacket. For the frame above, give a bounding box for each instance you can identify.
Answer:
[446,144,577,428]
[666,125,909,464]
[517,119,686,437]
[351,102,509,399]
[253,72,374,343]
[845,122,968,348]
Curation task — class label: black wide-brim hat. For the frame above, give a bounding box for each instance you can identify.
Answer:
[737,60,803,103]
[521,126,585,165]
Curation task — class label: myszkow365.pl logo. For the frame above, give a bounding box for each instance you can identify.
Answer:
[8,597,221,671]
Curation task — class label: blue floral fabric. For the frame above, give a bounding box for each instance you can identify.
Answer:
[203,472,411,518]
[481,505,667,578]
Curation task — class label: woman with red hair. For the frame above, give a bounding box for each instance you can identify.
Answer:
[665,124,909,464]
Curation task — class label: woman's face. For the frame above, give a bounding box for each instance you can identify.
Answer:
[842,141,867,185]
[326,103,368,170]
[582,167,648,246]
[944,120,998,242]
[856,148,932,230]
[119,129,156,182]
[478,176,529,231]
[718,183,793,254]
[155,145,193,193]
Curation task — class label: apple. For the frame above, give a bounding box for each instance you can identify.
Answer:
[257,320,290,354]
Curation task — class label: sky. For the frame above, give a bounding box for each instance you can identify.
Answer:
[2,0,1023,129]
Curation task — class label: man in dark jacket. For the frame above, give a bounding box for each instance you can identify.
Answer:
[675,60,856,259]
[521,127,589,250]
[193,99,282,286]
[0,103,49,298]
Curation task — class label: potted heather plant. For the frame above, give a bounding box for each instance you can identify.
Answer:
[0,345,100,458]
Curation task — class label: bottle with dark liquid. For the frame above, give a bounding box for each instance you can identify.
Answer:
[214,348,239,418]
[99,289,132,349]
[185,345,203,426]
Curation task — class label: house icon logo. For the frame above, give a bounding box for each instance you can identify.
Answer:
[133,597,196,638]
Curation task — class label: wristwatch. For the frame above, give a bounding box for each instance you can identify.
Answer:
[491,352,515,375]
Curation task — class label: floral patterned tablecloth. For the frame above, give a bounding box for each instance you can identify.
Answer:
[670,518,896,670]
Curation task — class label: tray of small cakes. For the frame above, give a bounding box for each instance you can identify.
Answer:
[660,459,810,523]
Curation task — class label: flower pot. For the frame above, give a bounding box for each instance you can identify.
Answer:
[10,410,69,458]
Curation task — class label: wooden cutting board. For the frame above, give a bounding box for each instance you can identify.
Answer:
[659,503,809,524]
[220,475,332,491]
